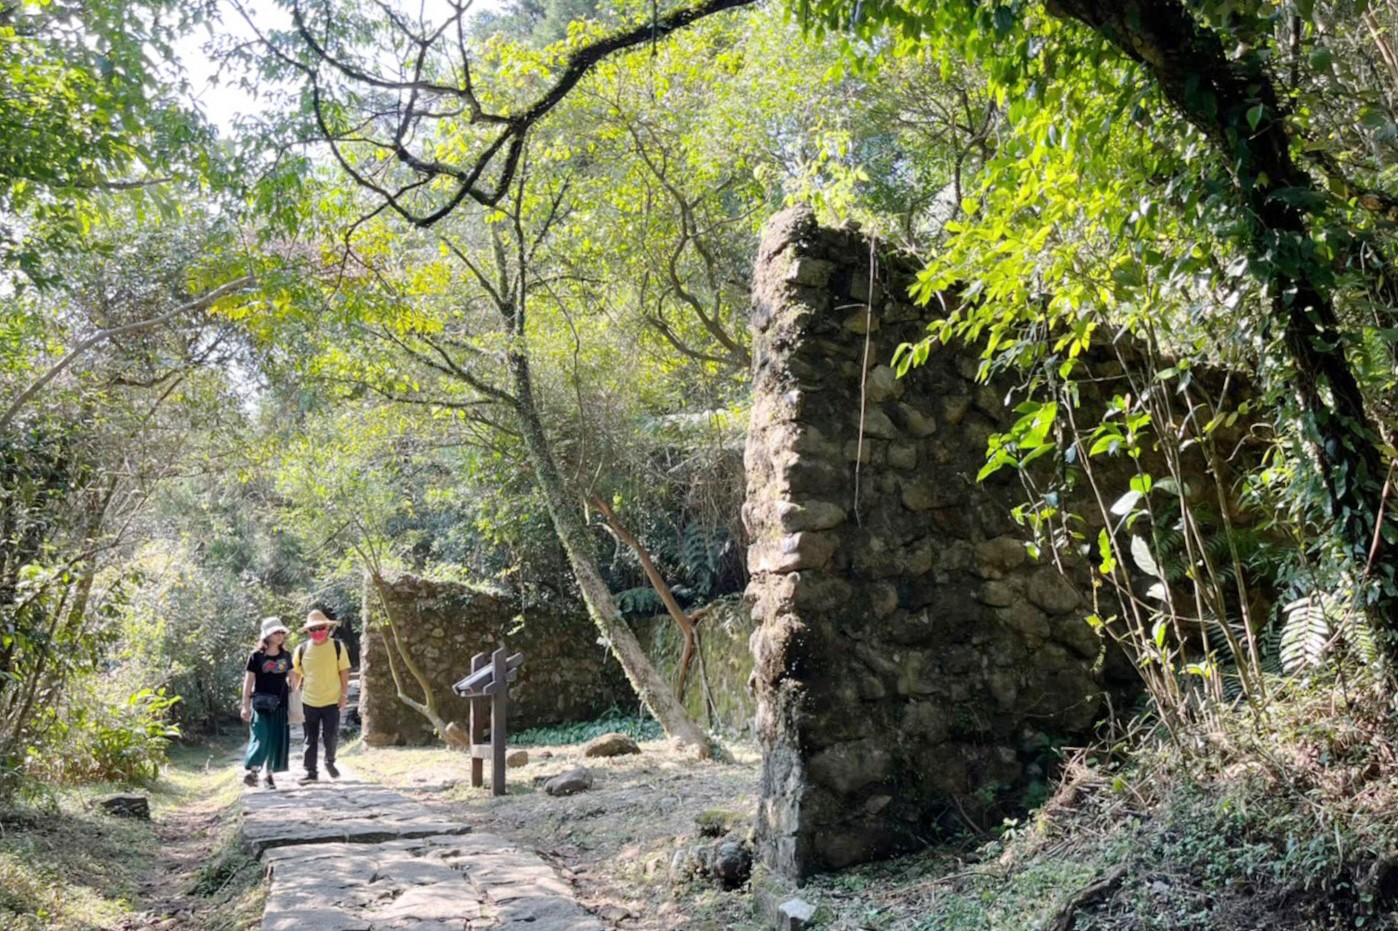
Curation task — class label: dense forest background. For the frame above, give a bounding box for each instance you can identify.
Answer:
[4,2,1398,922]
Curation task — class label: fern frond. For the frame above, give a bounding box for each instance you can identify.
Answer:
[1279,594,1336,674]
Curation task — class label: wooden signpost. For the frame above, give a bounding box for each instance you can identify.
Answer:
[450,647,524,796]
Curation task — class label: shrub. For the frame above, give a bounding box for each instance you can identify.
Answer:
[28,685,181,785]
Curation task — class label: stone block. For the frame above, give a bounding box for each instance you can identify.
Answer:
[778,898,818,931]
[776,499,848,532]
[785,257,835,287]
[582,732,640,757]
[942,395,972,425]
[887,443,919,470]
[843,310,879,334]
[977,580,1017,607]
[1025,568,1082,615]
[806,739,892,794]
[865,365,902,402]
[895,402,937,437]
[860,408,900,439]
[974,535,1029,578]
[899,481,937,511]
[544,766,594,796]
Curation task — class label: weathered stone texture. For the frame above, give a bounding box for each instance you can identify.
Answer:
[639,598,756,735]
[360,572,630,746]
[745,207,1140,879]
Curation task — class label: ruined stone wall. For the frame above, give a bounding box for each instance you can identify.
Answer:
[360,572,631,746]
[744,207,1142,880]
[638,598,756,735]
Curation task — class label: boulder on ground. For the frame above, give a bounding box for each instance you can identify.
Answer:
[583,732,640,758]
[96,794,150,820]
[670,835,755,889]
[544,766,594,796]
[713,839,753,889]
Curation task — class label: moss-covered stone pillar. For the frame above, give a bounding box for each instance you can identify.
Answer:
[744,207,1131,880]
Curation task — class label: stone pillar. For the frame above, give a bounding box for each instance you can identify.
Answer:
[745,207,1124,879]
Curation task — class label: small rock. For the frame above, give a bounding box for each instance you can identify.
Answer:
[779,897,817,930]
[96,794,150,820]
[544,766,594,796]
[506,749,529,767]
[583,732,641,758]
[713,840,753,889]
[598,904,632,921]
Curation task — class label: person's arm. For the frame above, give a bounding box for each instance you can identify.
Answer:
[240,670,255,721]
[338,668,350,710]
[289,646,302,692]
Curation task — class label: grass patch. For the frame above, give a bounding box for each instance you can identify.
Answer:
[0,806,156,931]
[0,733,265,931]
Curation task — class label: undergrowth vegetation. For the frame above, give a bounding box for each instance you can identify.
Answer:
[512,707,664,747]
[0,738,264,931]
[805,668,1398,930]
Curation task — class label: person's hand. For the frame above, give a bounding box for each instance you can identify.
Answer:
[240,704,251,722]
[338,695,348,710]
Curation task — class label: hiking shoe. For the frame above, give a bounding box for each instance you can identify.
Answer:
[325,762,340,780]
[243,769,258,787]
[262,773,276,789]
[297,773,318,785]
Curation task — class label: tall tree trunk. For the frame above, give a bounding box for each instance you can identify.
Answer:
[1045,0,1398,668]
[506,349,713,756]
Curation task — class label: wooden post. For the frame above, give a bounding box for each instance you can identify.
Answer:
[468,651,487,788]
[490,647,508,796]
[452,647,523,796]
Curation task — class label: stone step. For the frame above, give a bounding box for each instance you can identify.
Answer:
[243,763,604,930]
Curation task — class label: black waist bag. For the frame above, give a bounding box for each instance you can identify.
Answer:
[251,693,281,713]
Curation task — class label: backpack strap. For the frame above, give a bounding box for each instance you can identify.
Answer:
[294,639,345,669]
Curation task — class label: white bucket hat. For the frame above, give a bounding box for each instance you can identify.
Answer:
[259,616,290,638]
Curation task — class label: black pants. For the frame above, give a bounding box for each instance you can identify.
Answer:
[302,703,341,776]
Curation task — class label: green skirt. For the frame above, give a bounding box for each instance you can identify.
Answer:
[244,704,290,773]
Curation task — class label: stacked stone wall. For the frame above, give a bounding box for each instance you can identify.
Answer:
[745,207,1150,879]
[638,598,756,735]
[360,572,631,746]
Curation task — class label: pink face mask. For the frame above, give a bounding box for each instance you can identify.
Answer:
[309,629,329,643]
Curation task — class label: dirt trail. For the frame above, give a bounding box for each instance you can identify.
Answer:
[347,737,764,931]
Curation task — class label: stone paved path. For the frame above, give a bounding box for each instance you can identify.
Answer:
[242,764,605,931]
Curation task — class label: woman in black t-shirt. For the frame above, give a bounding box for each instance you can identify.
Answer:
[239,616,293,788]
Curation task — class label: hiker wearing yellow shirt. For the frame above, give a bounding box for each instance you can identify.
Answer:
[290,609,351,785]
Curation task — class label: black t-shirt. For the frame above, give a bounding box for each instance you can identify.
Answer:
[246,649,291,700]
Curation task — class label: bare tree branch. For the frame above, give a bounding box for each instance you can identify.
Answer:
[0,275,255,433]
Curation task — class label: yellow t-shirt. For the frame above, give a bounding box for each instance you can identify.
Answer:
[294,639,350,708]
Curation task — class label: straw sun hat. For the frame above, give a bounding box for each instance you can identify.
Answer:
[300,609,341,632]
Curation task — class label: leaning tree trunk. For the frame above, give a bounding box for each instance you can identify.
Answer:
[591,495,701,700]
[1045,0,1398,670]
[366,569,455,742]
[506,349,713,756]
